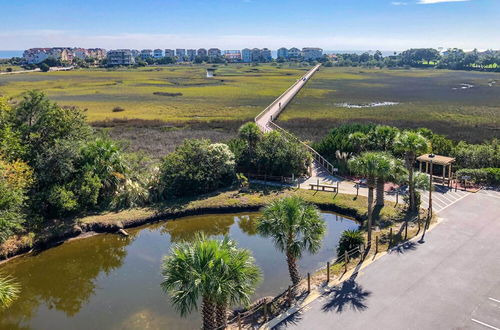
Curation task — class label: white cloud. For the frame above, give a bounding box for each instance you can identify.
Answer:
[417,0,470,4]
[391,2,408,5]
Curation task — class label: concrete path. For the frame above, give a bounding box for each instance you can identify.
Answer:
[274,189,500,330]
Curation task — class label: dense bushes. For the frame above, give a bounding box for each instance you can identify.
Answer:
[158,139,236,197]
[337,230,365,258]
[451,140,499,169]
[230,123,312,177]
[0,91,151,238]
[456,168,500,185]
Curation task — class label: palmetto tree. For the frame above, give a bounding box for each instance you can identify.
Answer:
[394,131,430,212]
[214,240,261,329]
[375,154,407,207]
[257,196,326,287]
[0,274,19,309]
[161,235,261,330]
[349,152,392,244]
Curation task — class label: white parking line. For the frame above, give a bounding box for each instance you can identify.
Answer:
[489,297,500,303]
[436,193,455,203]
[471,318,500,330]
[437,192,470,213]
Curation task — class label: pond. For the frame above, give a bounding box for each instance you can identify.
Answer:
[0,212,358,330]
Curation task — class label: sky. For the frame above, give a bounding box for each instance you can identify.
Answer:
[0,0,499,51]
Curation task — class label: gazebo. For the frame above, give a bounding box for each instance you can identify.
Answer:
[417,154,456,187]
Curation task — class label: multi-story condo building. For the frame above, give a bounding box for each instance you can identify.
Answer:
[277,47,289,59]
[187,49,196,61]
[197,48,208,57]
[261,48,272,62]
[131,49,140,57]
[224,50,242,62]
[176,49,186,59]
[242,48,251,62]
[288,47,301,60]
[154,49,163,58]
[164,49,175,58]
[23,47,106,64]
[208,48,222,58]
[301,47,323,60]
[107,49,135,66]
[251,48,261,62]
[140,49,153,58]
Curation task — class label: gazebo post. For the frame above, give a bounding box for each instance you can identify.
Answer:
[419,161,422,172]
[425,162,429,174]
[442,165,446,185]
[448,164,452,187]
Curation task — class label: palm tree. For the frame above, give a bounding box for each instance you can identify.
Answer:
[214,240,261,329]
[257,196,326,287]
[369,125,399,152]
[349,152,391,244]
[375,154,407,207]
[0,274,19,309]
[394,131,430,212]
[161,235,261,330]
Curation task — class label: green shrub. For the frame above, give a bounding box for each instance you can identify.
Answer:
[336,229,365,258]
[159,139,236,197]
[456,168,500,185]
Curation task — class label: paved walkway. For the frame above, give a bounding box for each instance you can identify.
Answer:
[274,188,500,330]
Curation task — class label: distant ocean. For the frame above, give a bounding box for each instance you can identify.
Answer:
[0,50,23,59]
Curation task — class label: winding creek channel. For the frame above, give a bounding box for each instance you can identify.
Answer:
[0,212,358,330]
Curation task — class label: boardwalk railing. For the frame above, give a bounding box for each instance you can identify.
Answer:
[253,64,338,177]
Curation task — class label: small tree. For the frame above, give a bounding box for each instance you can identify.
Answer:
[394,132,430,212]
[337,230,365,258]
[349,152,391,244]
[257,196,325,287]
[161,235,261,330]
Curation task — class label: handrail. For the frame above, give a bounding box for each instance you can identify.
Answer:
[253,64,338,176]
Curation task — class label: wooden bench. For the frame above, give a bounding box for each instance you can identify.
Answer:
[309,183,337,192]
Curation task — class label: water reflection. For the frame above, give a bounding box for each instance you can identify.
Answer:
[0,212,358,330]
[0,234,134,329]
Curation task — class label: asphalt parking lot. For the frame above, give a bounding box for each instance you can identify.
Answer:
[276,189,500,330]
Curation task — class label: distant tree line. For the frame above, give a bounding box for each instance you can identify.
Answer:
[321,48,500,72]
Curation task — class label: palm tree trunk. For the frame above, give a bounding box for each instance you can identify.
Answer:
[216,303,228,329]
[408,166,416,212]
[286,251,301,286]
[202,296,216,330]
[367,177,375,245]
[376,177,385,206]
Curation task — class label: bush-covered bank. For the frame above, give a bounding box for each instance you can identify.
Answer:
[312,123,499,177]
[0,185,404,261]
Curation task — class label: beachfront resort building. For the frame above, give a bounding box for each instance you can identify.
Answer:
[277,47,289,59]
[197,48,208,57]
[187,49,196,60]
[224,50,242,62]
[242,48,251,62]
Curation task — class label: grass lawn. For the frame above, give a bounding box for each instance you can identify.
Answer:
[0,63,309,122]
[79,184,402,228]
[280,67,500,142]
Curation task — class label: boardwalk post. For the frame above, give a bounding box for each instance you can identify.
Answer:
[307,273,311,293]
[327,262,330,283]
[405,221,408,240]
[238,314,242,330]
[263,302,268,321]
[375,236,379,254]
